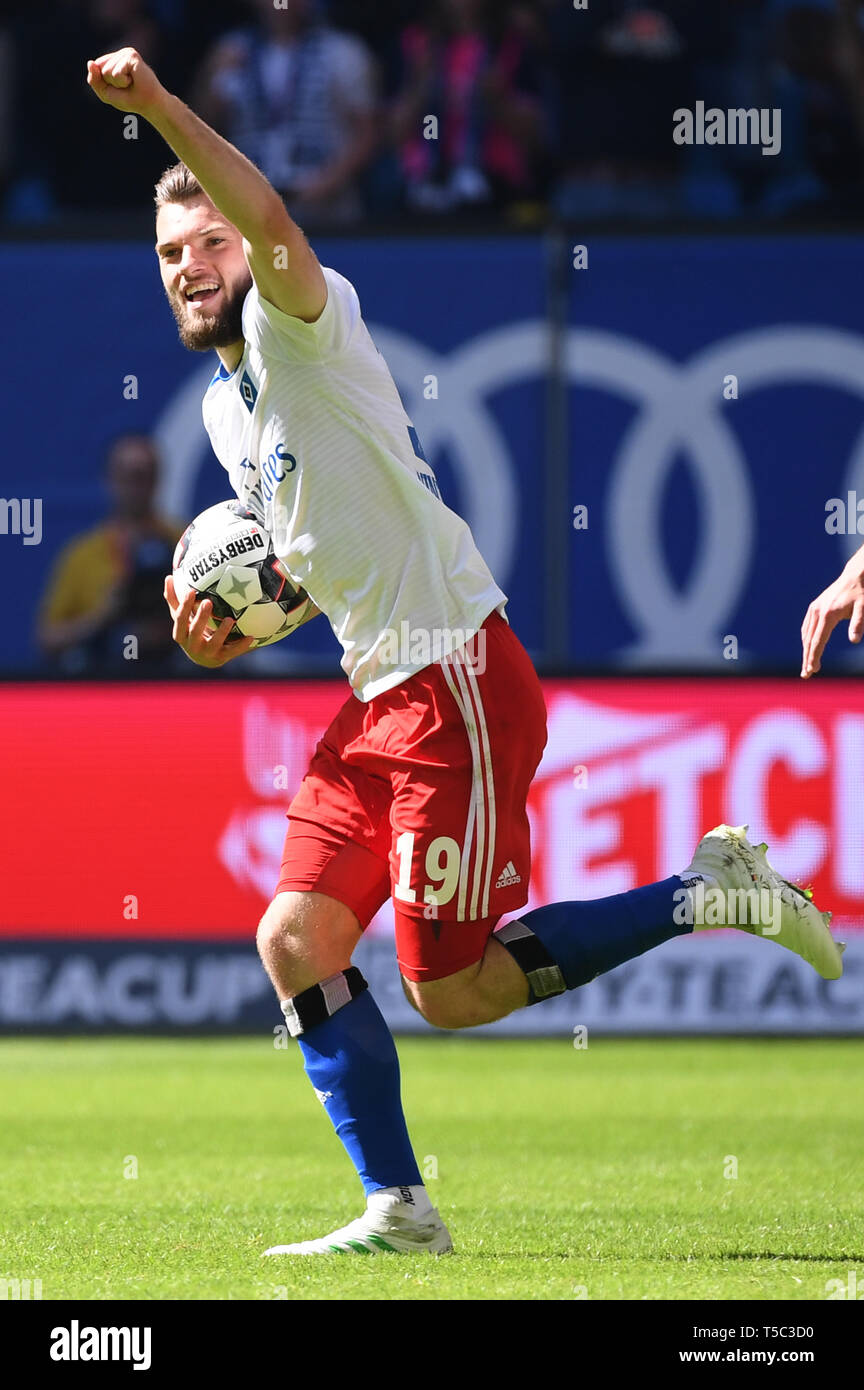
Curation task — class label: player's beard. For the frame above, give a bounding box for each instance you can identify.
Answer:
[168,270,253,352]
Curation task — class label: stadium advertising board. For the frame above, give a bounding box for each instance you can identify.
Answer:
[1,678,861,1034]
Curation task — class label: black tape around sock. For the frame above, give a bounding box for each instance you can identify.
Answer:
[492,920,567,1004]
[281,966,368,1036]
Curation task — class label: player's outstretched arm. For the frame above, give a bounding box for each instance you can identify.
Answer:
[800,542,864,677]
[86,48,326,322]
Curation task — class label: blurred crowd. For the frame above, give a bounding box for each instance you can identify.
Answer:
[2,0,864,228]
[37,433,185,674]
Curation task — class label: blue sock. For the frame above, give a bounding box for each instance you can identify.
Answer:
[296,989,422,1196]
[516,876,691,991]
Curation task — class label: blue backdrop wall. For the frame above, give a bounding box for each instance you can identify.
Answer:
[1,234,863,674]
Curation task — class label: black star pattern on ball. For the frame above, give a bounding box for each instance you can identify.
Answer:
[223,571,255,602]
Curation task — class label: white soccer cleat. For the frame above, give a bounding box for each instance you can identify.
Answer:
[681,823,845,980]
[262,1191,454,1256]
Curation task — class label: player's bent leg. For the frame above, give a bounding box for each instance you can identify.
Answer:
[401,876,691,1024]
[480,825,844,1015]
[402,938,530,1030]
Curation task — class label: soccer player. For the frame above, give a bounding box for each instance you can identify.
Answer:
[89,47,845,1257]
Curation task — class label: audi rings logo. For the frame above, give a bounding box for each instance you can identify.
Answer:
[153,322,864,665]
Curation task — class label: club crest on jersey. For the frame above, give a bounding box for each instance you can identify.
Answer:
[240,370,259,412]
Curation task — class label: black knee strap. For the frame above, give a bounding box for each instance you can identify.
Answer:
[493,920,567,1004]
[281,967,368,1037]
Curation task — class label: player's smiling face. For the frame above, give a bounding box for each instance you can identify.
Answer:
[155,198,252,354]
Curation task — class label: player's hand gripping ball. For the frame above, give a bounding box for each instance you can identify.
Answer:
[172,501,313,648]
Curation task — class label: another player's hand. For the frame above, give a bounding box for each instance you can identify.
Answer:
[163,575,256,669]
[800,565,864,678]
[86,48,165,117]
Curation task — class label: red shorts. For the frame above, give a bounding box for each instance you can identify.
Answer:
[276,609,548,981]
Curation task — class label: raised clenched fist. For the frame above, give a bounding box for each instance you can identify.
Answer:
[86,48,165,117]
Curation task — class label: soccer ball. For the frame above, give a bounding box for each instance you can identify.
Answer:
[172,500,312,647]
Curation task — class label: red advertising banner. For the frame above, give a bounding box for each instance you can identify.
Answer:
[2,679,863,938]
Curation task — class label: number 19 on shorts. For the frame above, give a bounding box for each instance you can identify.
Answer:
[393,831,462,910]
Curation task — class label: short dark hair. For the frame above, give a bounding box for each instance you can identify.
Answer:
[154,161,204,210]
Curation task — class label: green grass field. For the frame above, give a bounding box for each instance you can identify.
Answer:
[1,1036,862,1301]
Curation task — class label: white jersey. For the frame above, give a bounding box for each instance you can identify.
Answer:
[201,267,507,700]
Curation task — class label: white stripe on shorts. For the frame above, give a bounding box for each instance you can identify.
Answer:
[442,641,496,921]
[459,646,497,918]
[440,654,476,921]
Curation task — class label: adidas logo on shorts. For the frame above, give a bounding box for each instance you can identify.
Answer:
[495,861,521,889]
